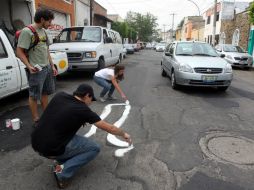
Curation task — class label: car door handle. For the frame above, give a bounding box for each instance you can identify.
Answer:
[6,66,13,70]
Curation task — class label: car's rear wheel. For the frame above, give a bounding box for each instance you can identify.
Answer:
[171,71,178,89]
[217,86,229,91]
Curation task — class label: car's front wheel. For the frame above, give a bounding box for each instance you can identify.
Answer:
[171,70,178,89]
[161,66,167,77]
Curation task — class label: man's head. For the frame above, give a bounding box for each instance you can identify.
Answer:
[73,84,96,105]
[34,9,54,29]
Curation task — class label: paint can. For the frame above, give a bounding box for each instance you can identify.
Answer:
[11,118,21,130]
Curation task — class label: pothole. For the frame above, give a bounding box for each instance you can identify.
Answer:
[199,132,254,166]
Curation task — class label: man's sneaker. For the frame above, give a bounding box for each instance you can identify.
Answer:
[107,96,117,100]
[99,97,106,102]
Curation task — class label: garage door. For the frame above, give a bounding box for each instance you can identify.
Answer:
[47,10,69,42]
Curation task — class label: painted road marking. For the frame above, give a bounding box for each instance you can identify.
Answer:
[84,100,133,157]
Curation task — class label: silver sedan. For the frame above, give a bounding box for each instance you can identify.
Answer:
[215,44,253,69]
[161,41,233,91]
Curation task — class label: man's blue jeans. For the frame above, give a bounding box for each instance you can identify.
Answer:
[93,76,115,97]
[55,135,100,180]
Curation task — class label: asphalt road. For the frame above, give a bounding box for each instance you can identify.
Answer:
[1,50,254,190]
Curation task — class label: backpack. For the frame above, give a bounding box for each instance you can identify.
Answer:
[14,25,40,54]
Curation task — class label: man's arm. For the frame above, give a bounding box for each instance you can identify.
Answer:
[94,120,131,144]
[110,76,127,100]
[16,47,38,73]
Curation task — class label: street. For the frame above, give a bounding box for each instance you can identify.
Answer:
[1,50,254,190]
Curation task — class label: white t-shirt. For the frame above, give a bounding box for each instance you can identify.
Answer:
[95,68,114,80]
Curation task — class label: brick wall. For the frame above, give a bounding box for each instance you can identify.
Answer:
[93,1,107,17]
[35,0,75,26]
[221,11,250,50]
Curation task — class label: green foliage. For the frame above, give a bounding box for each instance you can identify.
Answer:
[125,11,159,42]
[249,2,254,24]
[111,21,136,42]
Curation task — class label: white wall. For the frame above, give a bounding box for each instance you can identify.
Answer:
[75,0,90,26]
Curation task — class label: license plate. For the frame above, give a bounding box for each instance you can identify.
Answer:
[239,61,247,65]
[202,75,217,82]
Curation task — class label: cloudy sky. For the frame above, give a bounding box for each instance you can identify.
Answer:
[95,0,253,31]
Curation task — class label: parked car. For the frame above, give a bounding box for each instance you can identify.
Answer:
[161,41,233,91]
[50,26,123,71]
[215,44,253,69]
[145,43,153,49]
[122,45,127,58]
[132,43,140,52]
[124,44,135,54]
[156,43,166,52]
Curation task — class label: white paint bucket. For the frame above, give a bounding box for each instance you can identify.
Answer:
[11,118,21,130]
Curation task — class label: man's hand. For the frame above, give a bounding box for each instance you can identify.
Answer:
[28,65,39,73]
[123,132,132,145]
[52,66,58,76]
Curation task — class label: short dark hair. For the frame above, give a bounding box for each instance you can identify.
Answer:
[34,9,54,23]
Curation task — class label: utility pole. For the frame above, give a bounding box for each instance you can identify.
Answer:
[163,24,166,41]
[170,13,176,42]
[90,0,93,26]
[187,0,201,41]
[212,0,217,46]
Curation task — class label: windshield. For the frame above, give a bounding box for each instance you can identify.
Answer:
[158,43,166,47]
[224,45,244,53]
[58,27,101,42]
[175,42,218,57]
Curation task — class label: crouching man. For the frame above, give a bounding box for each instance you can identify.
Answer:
[31,83,131,189]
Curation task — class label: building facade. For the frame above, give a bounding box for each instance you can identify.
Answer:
[93,1,112,28]
[75,0,90,26]
[107,14,124,23]
[221,10,250,50]
[203,1,250,45]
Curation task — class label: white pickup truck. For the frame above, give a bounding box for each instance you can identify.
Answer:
[0,29,68,99]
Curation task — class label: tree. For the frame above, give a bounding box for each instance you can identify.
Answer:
[111,21,136,42]
[249,2,254,24]
[125,11,158,42]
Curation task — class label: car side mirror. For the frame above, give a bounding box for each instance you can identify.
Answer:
[165,52,172,56]
[53,38,58,43]
[105,37,113,43]
[220,54,225,58]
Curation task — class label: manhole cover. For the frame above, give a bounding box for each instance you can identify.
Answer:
[200,132,254,165]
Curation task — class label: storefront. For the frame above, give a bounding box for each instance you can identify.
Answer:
[47,10,70,42]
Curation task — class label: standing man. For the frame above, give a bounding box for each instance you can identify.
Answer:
[31,83,132,189]
[16,9,57,126]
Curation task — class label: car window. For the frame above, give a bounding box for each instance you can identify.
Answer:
[0,38,8,58]
[224,45,244,53]
[176,42,218,56]
[58,27,102,42]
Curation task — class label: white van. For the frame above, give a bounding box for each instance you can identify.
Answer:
[49,26,123,71]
